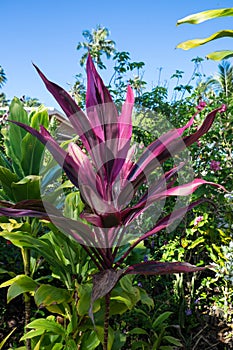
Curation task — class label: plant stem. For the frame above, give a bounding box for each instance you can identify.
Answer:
[21,247,31,350]
[103,292,111,350]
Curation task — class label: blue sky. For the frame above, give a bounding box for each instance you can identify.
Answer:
[1,0,233,109]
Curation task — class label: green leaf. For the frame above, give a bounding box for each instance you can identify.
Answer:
[163,335,182,346]
[176,30,233,50]
[26,318,66,337]
[96,325,114,350]
[30,106,49,130]
[132,341,149,349]
[80,330,100,350]
[64,191,85,220]
[21,133,45,176]
[139,287,154,310]
[0,275,38,302]
[177,8,233,25]
[52,344,64,350]
[110,293,133,309]
[20,329,44,340]
[0,219,25,232]
[152,311,173,329]
[128,327,149,335]
[188,236,205,249]
[77,283,100,316]
[0,327,16,349]
[12,175,41,201]
[7,98,29,177]
[109,300,129,315]
[34,284,71,308]
[64,339,77,350]
[206,50,233,60]
[0,166,19,200]
[0,268,15,277]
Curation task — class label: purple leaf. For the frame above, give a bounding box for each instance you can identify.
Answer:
[89,269,124,324]
[33,63,99,152]
[121,179,225,225]
[116,199,205,264]
[157,104,227,164]
[125,261,207,275]
[9,121,80,188]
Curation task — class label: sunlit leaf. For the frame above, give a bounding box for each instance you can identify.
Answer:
[0,275,38,302]
[206,50,233,60]
[0,327,16,349]
[177,8,233,25]
[34,284,71,308]
[176,30,233,50]
[25,318,65,336]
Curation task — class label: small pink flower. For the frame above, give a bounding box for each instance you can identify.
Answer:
[210,160,220,172]
[196,101,207,111]
[196,140,201,147]
[194,216,203,226]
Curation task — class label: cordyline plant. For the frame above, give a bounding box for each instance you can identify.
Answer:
[0,55,226,349]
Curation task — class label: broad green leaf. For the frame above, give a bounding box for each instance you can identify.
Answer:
[139,287,154,310]
[0,275,38,302]
[52,344,64,350]
[163,335,182,346]
[119,275,135,295]
[7,98,28,176]
[110,293,133,309]
[132,341,149,349]
[77,283,100,316]
[96,325,114,350]
[0,166,19,200]
[111,330,126,350]
[12,175,41,201]
[177,30,233,50]
[0,232,70,282]
[128,327,148,335]
[177,8,233,25]
[0,274,37,288]
[152,311,173,329]
[30,106,49,130]
[26,318,66,336]
[206,50,233,60]
[109,299,129,315]
[80,330,100,350]
[20,329,44,340]
[134,307,150,318]
[21,133,45,175]
[34,284,71,308]
[64,191,85,220]
[41,163,62,190]
[64,339,77,350]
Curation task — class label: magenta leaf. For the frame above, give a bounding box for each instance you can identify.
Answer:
[9,121,80,188]
[125,261,207,275]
